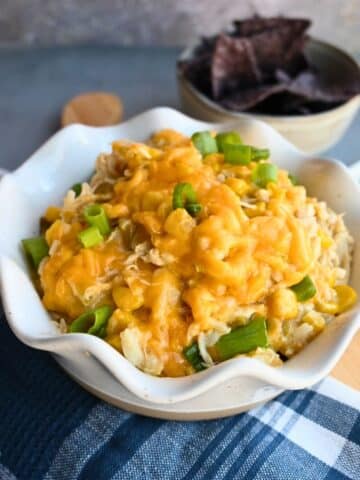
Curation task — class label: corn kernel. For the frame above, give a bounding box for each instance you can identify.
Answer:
[315,300,338,314]
[102,203,128,219]
[107,308,136,335]
[44,206,61,223]
[132,211,162,235]
[245,202,266,218]
[112,285,144,311]
[334,285,357,313]
[142,191,164,211]
[150,129,190,148]
[328,271,338,287]
[45,219,63,244]
[267,288,298,320]
[318,230,333,249]
[316,285,357,314]
[257,202,266,212]
[157,199,172,220]
[203,153,222,172]
[266,317,283,351]
[106,333,122,351]
[225,177,251,196]
[164,209,196,237]
[303,311,326,332]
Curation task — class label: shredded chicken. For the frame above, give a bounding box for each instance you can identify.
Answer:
[38,129,355,377]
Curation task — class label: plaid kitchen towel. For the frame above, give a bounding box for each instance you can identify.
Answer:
[0,311,359,480]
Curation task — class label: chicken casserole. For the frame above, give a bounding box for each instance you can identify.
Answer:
[22,129,357,376]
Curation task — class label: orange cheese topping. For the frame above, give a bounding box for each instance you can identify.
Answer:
[38,129,353,376]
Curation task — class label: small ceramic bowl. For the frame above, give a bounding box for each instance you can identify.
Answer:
[0,108,359,409]
[177,38,360,154]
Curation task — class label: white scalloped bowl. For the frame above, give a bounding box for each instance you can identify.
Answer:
[0,107,359,405]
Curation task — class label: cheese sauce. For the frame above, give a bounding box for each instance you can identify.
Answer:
[37,129,355,376]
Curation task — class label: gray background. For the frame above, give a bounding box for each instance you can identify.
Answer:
[1,0,360,55]
[1,46,359,172]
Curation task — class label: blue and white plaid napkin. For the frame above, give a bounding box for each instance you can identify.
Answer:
[0,310,359,480]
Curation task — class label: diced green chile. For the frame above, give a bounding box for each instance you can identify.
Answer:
[191,131,218,157]
[291,275,317,302]
[172,182,202,217]
[22,237,49,268]
[70,305,113,337]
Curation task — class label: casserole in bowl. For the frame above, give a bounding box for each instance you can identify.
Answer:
[0,108,359,406]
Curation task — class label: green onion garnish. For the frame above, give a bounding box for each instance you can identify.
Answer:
[288,173,299,186]
[216,131,242,152]
[22,237,49,268]
[290,275,317,302]
[251,148,270,162]
[183,315,268,369]
[223,144,252,165]
[83,204,111,236]
[251,163,278,188]
[222,142,270,165]
[78,226,104,248]
[172,182,202,217]
[71,183,82,197]
[70,305,113,337]
[183,342,206,372]
[191,131,218,157]
[186,203,202,216]
[212,314,268,361]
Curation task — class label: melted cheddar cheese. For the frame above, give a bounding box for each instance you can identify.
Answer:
[38,129,355,376]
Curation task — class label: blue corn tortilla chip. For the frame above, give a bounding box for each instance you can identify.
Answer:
[211,34,261,99]
[179,16,360,115]
[243,19,310,79]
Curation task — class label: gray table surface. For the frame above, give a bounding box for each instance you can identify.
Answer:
[0,46,359,171]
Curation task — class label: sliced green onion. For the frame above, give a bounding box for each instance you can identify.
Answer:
[70,305,113,337]
[223,143,270,165]
[186,202,202,216]
[84,204,111,235]
[290,275,317,302]
[251,163,278,188]
[71,183,82,197]
[191,131,218,157]
[251,147,270,162]
[183,342,206,372]
[22,237,49,268]
[288,173,299,186]
[223,144,252,165]
[172,182,202,216]
[173,183,196,209]
[78,226,104,248]
[216,131,242,152]
[183,315,268,368]
[212,315,268,361]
